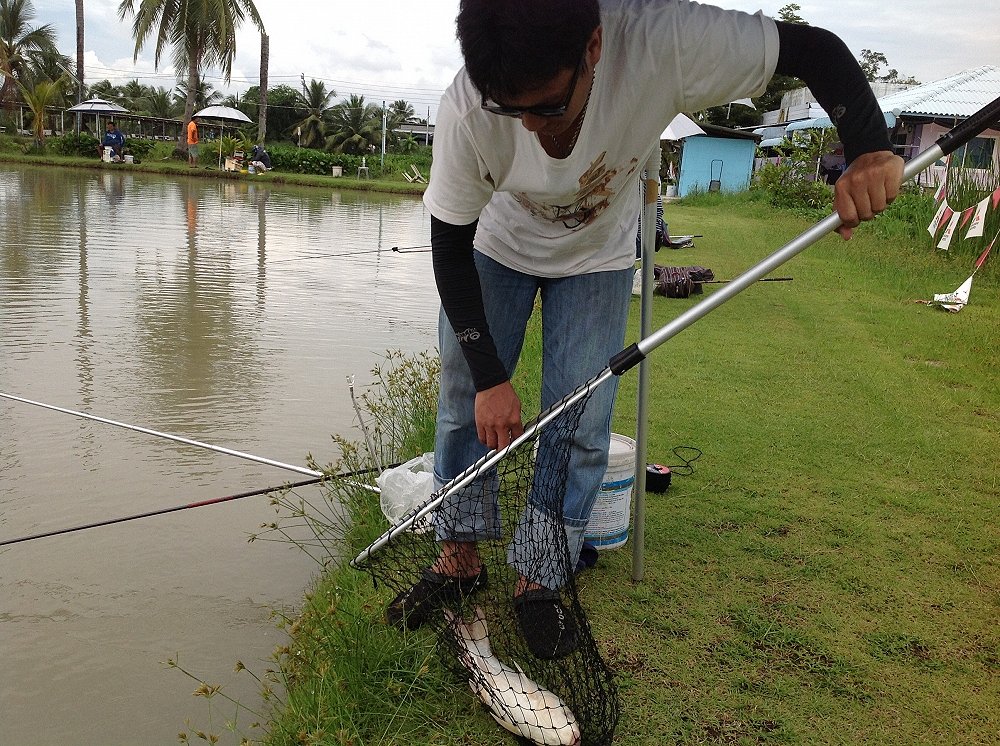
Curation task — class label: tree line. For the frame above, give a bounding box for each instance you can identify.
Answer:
[0,0,425,154]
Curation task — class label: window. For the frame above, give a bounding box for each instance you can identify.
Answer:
[955,136,996,170]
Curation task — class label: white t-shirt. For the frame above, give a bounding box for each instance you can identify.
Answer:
[424,0,779,277]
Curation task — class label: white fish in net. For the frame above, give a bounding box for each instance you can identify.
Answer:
[444,606,582,746]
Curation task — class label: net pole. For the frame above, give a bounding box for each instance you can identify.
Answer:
[632,144,660,582]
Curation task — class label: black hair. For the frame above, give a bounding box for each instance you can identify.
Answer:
[456,0,600,102]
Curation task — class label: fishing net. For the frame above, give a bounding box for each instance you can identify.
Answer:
[359,387,620,746]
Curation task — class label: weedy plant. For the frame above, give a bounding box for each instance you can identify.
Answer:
[939,159,1000,265]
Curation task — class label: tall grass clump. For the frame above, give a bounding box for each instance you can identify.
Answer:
[939,160,1000,266]
[244,350,514,745]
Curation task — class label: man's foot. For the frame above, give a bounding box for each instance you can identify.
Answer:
[514,588,579,659]
[386,566,488,630]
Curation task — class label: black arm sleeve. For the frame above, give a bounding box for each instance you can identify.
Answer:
[775,21,893,164]
[431,215,509,392]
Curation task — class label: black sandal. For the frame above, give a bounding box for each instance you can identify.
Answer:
[514,588,579,659]
[386,566,488,630]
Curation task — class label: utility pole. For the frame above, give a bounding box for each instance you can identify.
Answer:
[381,100,387,168]
[300,73,307,97]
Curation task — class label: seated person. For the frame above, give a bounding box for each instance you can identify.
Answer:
[249,144,271,172]
[100,121,126,161]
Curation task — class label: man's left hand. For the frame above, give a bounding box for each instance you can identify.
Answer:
[833,150,905,240]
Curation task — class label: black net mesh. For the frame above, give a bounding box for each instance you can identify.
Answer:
[360,390,619,746]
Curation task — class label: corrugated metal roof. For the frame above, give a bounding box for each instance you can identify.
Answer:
[876,65,1000,118]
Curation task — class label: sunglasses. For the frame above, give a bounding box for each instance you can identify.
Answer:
[481,59,584,119]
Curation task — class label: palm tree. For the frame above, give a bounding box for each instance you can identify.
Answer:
[120,78,150,110]
[326,94,381,154]
[173,77,220,111]
[294,78,335,150]
[389,99,415,125]
[0,0,60,109]
[74,0,83,95]
[19,76,64,145]
[118,0,265,153]
[137,85,175,118]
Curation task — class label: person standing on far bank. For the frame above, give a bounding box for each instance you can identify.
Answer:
[187,118,200,167]
[387,0,904,660]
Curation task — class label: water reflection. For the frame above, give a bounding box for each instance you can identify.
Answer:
[0,163,438,745]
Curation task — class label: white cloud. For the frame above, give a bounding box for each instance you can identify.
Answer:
[28,0,1000,119]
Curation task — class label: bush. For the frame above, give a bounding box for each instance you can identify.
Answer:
[50,132,100,157]
[753,160,833,214]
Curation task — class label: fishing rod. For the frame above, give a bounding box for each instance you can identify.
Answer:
[266,243,432,264]
[0,461,387,548]
[0,392,370,486]
[0,477,321,547]
[701,276,793,284]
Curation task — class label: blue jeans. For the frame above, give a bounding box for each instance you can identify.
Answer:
[432,251,633,589]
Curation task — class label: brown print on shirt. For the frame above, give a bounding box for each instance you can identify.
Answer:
[513,153,640,230]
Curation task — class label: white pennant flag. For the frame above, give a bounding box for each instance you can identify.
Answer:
[965,195,989,239]
[928,200,950,236]
[937,211,960,250]
[931,276,973,313]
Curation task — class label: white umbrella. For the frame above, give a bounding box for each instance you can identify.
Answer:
[67,97,129,114]
[67,98,129,136]
[660,113,705,141]
[192,105,252,169]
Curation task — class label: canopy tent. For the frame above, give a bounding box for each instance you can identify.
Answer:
[785,110,897,132]
[192,105,252,169]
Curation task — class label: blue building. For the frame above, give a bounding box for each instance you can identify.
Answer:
[676,123,760,197]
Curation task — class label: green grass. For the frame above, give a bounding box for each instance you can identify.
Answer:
[245,196,997,745]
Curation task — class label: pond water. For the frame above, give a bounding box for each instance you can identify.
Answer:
[0,165,440,744]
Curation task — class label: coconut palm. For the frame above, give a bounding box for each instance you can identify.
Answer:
[389,99,414,125]
[0,0,60,108]
[118,0,265,153]
[74,0,83,93]
[294,78,335,149]
[119,78,150,110]
[326,94,381,154]
[173,77,220,111]
[138,85,176,118]
[19,76,64,145]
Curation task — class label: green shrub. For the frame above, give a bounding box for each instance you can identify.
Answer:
[753,159,833,215]
[50,132,100,157]
[124,139,154,159]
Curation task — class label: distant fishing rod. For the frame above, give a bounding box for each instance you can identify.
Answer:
[266,243,431,264]
[0,476,320,547]
[0,461,387,548]
[0,392,376,488]
[701,276,793,284]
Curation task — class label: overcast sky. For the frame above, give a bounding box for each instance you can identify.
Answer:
[34,0,1000,120]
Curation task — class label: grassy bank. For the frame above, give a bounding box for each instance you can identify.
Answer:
[191,194,997,745]
[0,150,427,196]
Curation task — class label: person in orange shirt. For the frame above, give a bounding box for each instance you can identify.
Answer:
[187,118,199,167]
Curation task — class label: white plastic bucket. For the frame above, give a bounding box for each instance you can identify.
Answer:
[584,433,636,550]
[330,165,343,177]
[123,155,134,164]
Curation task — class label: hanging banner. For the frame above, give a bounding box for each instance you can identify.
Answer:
[965,195,990,238]
[959,206,975,230]
[974,230,998,270]
[937,211,961,250]
[993,187,1000,210]
[928,201,951,236]
[932,178,946,203]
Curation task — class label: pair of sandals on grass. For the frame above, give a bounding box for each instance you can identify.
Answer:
[386,542,599,660]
